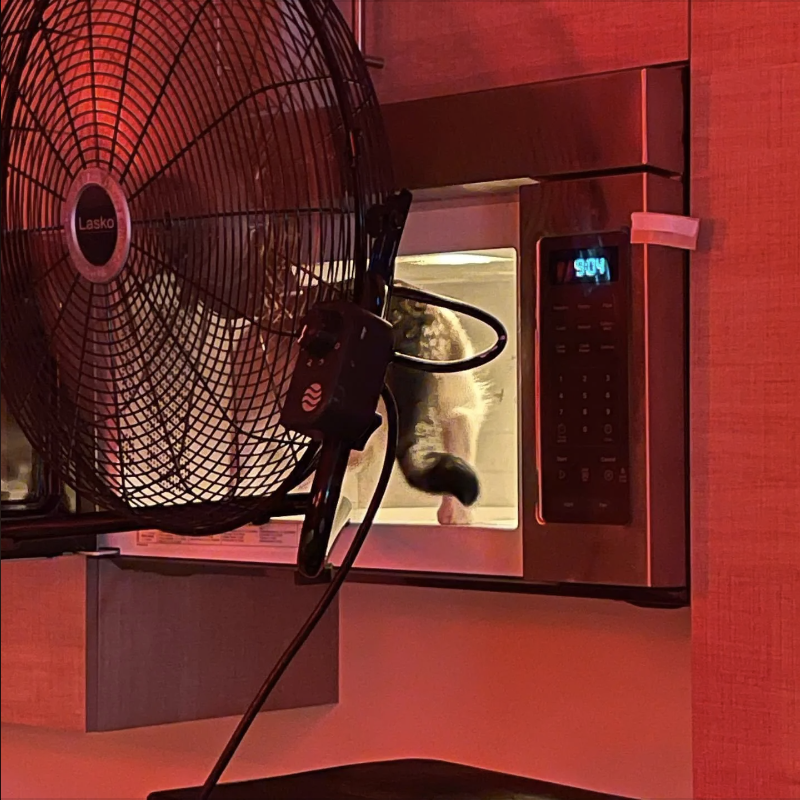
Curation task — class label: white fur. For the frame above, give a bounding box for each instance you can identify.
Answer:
[350,307,489,525]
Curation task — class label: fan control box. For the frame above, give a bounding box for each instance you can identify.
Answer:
[281,301,394,444]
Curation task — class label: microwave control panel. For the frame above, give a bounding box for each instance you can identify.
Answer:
[536,230,631,525]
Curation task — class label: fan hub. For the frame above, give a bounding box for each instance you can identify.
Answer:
[63,168,131,284]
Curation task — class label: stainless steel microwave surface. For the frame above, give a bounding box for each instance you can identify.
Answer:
[521,174,687,589]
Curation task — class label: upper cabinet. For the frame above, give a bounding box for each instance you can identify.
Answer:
[361,0,689,104]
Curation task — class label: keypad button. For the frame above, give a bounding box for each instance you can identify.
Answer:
[552,457,571,484]
[549,498,589,520]
[539,272,629,526]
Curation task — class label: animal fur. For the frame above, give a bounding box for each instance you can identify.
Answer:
[349,285,489,525]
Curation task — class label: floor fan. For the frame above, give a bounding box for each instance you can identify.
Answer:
[0,1,525,797]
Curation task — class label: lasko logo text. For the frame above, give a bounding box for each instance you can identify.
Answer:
[78,216,116,231]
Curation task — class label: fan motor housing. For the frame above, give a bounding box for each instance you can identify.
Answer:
[281,301,394,444]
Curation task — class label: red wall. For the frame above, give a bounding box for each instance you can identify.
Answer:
[690,2,800,797]
[368,0,687,103]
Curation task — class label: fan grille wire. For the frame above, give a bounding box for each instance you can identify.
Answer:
[0,0,392,535]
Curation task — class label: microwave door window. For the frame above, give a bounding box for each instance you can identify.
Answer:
[352,248,519,531]
[0,392,69,514]
[1,394,35,503]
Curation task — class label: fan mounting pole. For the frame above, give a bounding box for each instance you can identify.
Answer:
[362,189,413,313]
[280,192,412,581]
[280,299,394,581]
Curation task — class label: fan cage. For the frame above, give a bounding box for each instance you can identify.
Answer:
[0,0,394,535]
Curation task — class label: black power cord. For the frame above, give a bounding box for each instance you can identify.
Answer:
[198,384,400,800]
[197,294,507,798]
[390,284,508,373]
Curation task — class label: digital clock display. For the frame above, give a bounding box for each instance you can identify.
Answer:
[549,246,618,285]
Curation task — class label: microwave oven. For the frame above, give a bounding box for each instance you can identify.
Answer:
[3,65,688,603]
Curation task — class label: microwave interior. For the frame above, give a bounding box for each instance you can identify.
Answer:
[344,246,519,531]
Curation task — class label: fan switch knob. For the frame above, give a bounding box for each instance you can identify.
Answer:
[299,310,341,358]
